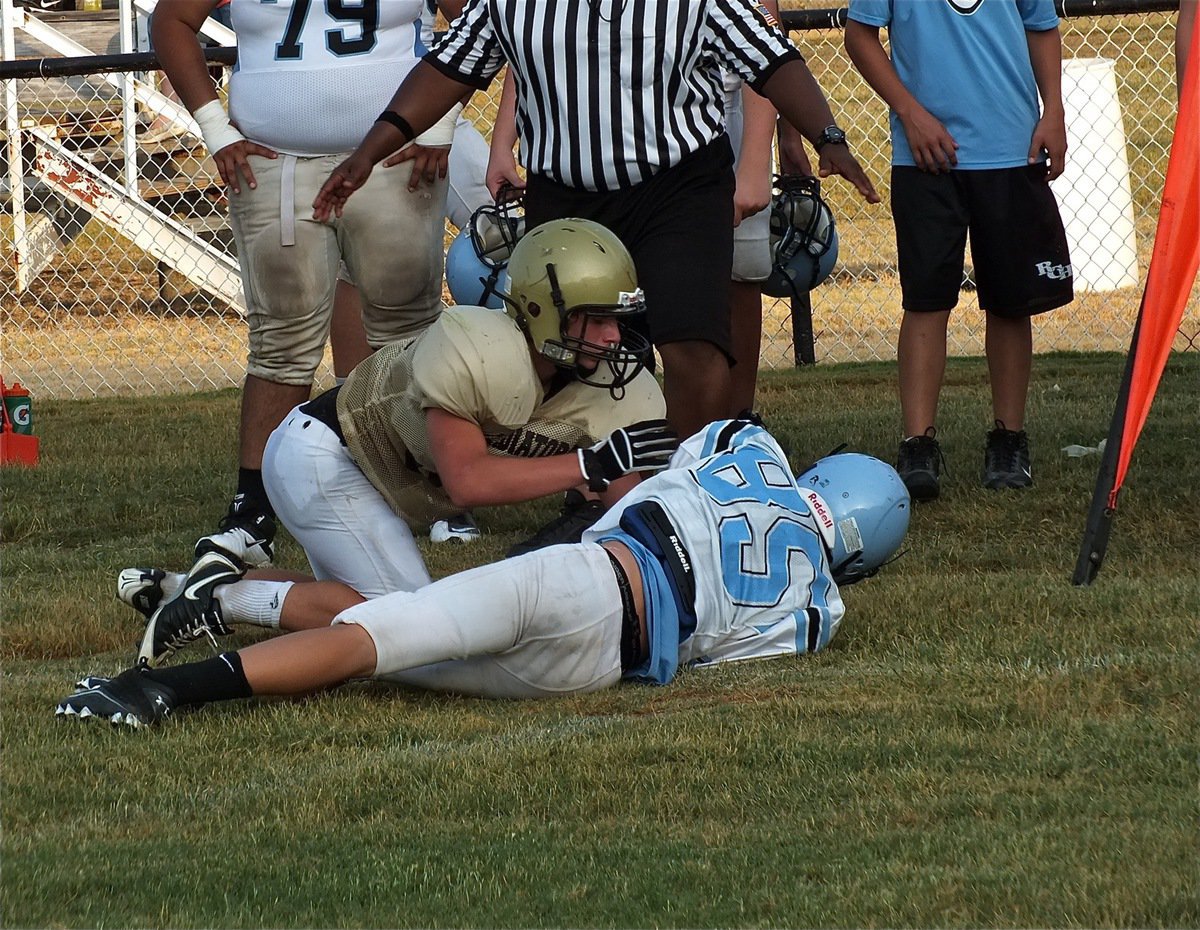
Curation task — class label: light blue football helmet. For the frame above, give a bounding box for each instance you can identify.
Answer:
[445,189,525,309]
[762,175,839,299]
[796,452,910,585]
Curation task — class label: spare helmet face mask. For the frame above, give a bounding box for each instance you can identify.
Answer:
[446,186,526,309]
[468,189,526,270]
[762,174,839,299]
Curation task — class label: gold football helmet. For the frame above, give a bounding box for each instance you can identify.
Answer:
[501,218,650,392]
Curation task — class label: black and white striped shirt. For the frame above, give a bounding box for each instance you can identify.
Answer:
[428,0,802,192]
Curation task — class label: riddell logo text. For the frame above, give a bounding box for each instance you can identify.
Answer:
[667,533,693,576]
[1035,261,1073,281]
[804,491,834,530]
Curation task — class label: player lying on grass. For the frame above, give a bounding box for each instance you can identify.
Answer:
[129,218,675,668]
[57,418,911,726]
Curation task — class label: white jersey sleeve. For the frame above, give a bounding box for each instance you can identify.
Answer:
[228,0,427,155]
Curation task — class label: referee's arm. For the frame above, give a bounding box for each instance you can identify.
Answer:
[760,59,881,202]
[372,59,487,164]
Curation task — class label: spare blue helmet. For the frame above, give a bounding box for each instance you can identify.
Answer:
[445,187,525,309]
[762,175,839,299]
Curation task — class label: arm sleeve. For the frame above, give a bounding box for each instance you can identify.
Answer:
[426,0,506,89]
[1017,0,1060,31]
[707,0,805,90]
[846,0,892,28]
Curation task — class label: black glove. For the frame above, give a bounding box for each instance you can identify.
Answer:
[578,419,679,492]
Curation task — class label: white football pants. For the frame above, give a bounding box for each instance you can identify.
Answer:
[262,408,432,599]
[336,543,624,698]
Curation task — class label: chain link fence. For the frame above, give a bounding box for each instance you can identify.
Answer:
[3,2,1197,398]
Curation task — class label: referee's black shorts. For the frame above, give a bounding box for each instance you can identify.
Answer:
[524,136,737,359]
[891,164,1074,318]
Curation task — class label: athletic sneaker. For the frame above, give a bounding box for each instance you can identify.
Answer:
[506,490,606,558]
[982,421,1033,490]
[55,666,179,728]
[138,543,245,665]
[116,567,167,620]
[430,512,481,544]
[896,430,944,503]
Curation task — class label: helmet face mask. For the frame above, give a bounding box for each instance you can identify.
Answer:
[796,453,911,586]
[469,187,525,269]
[552,289,651,391]
[762,175,839,299]
[445,187,526,309]
[501,218,650,394]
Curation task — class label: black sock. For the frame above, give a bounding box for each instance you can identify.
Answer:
[142,652,253,707]
[234,468,275,519]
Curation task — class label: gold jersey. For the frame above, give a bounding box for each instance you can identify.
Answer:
[337,307,665,529]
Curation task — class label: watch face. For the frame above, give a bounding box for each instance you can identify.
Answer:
[823,127,846,145]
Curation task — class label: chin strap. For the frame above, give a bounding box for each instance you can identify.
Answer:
[833,547,907,587]
[476,265,505,306]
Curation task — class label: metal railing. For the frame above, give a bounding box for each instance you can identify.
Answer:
[2,0,1196,398]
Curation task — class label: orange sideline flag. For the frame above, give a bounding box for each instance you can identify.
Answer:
[1111,20,1200,507]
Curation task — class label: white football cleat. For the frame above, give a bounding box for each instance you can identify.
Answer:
[430,513,481,544]
[116,567,168,620]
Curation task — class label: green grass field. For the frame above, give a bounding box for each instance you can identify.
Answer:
[2,354,1198,927]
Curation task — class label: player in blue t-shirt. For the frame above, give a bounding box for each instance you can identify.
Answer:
[845,0,1074,501]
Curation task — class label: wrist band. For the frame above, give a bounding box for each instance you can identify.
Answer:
[193,99,245,155]
[415,101,464,148]
[376,109,416,144]
[578,448,610,493]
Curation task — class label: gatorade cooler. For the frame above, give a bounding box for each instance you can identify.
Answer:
[1,378,40,466]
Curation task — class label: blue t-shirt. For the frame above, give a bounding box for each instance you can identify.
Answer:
[847,0,1059,169]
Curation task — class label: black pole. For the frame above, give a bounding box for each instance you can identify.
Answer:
[1,47,235,81]
[1071,309,1143,585]
[791,291,815,366]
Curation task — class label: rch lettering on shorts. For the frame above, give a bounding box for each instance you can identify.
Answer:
[1035,261,1073,281]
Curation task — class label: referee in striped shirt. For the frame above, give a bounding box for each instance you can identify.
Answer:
[315,0,879,439]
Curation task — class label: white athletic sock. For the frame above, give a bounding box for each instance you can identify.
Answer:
[161,572,185,601]
[215,580,293,628]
